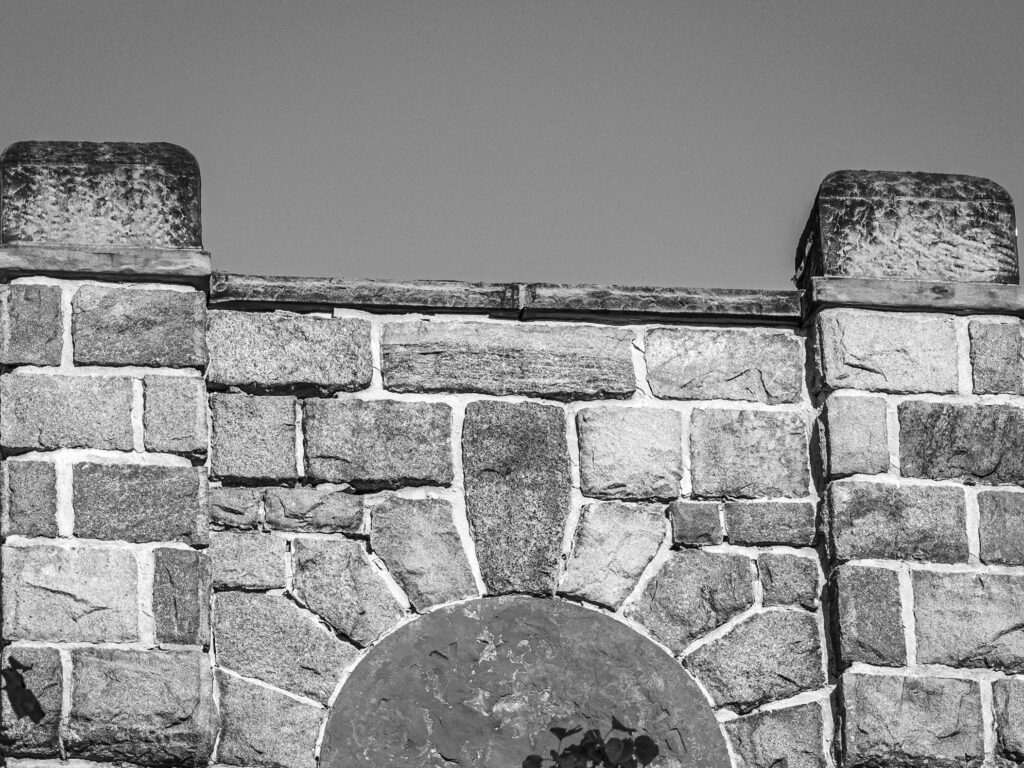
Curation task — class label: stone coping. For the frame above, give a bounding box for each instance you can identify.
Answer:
[0,246,211,284]
[806,277,1024,316]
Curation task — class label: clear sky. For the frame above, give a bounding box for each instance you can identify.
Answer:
[2,1,1023,289]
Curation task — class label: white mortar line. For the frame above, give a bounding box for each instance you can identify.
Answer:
[956,316,974,396]
[12,364,201,378]
[884,396,901,476]
[294,399,305,478]
[136,547,157,647]
[558,404,586,588]
[4,448,192,467]
[897,564,917,666]
[846,660,1007,682]
[59,282,75,370]
[966,487,982,565]
[680,403,694,497]
[216,666,326,709]
[617,513,673,614]
[446,401,487,596]
[820,695,838,768]
[131,378,146,453]
[630,326,653,399]
[361,538,412,612]
[980,678,996,767]
[58,646,73,759]
[54,460,74,538]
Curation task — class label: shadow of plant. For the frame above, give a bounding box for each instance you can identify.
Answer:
[522,717,660,768]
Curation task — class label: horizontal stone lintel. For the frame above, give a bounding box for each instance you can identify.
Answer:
[0,246,211,284]
[808,276,1024,317]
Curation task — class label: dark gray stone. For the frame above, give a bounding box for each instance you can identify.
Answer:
[979,490,1024,565]
[834,564,905,667]
[759,553,819,609]
[824,394,889,477]
[1,460,58,537]
[723,501,818,546]
[209,486,262,530]
[153,548,211,646]
[0,284,63,365]
[265,485,363,534]
[0,645,62,757]
[208,532,287,590]
[303,399,452,489]
[724,703,826,768]
[143,375,208,458]
[970,319,1023,394]
[669,500,723,547]
[210,394,298,482]
[993,678,1024,763]
[462,401,570,595]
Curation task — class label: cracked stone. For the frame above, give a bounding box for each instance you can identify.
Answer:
[264,485,363,534]
[209,486,262,530]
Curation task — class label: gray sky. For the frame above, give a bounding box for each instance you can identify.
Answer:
[2,1,1022,289]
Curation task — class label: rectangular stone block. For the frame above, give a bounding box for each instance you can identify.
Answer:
[979,490,1024,566]
[669,500,723,547]
[143,375,208,458]
[813,309,957,394]
[759,553,819,610]
[0,373,134,452]
[72,284,206,368]
[303,399,452,489]
[994,678,1024,763]
[209,486,262,530]
[153,548,212,646]
[264,485,363,533]
[209,532,287,590]
[207,310,372,395]
[2,544,139,642]
[970,319,1022,394]
[826,479,967,563]
[0,645,62,758]
[210,394,298,482]
[645,327,804,403]
[0,284,63,365]
[381,320,635,400]
[723,501,817,546]
[690,408,810,498]
[823,394,889,477]
[1,460,58,537]
[834,564,905,667]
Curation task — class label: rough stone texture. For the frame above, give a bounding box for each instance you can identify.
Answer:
[669,500,723,547]
[210,394,298,482]
[2,544,138,642]
[265,485,364,534]
[72,284,207,367]
[0,645,62,757]
[67,648,216,767]
[724,703,826,768]
[645,327,804,403]
[826,479,968,563]
[143,375,208,457]
[759,553,819,610]
[0,245,211,278]
[624,549,753,654]
[1,460,58,537]
[209,486,262,530]
[291,537,405,646]
[381,320,636,400]
[840,672,984,768]
[970,319,1023,394]
[690,408,810,498]
[320,595,731,768]
[73,463,208,545]
[979,490,1024,566]
[208,532,287,590]
[899,400,1024,484]
[685,610,824,714]
[823,394,889,477]
[723,501,818,546]
[993,678,1024,763]
[214,591,358,703]
[913,570,1024,672]
[814,308,958,394]
[462,401,570,595]
[303,399,452,489]
[0,283,63,365]
[559,501,665,609]
[834,564,906,667]
[153,548,211,646]
[576,406,682,500]
[370,496,477,610]
[0,373,133,452]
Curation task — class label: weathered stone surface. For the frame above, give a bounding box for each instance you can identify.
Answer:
[824,394,889,477]
[1,460,57,537]
[685,610,824,714]
[265,485,363,534]
[0,245,211,278]
[72,285,206,367]
[834,564,905,667]
[73,463,208,545]
[370,496,476,610]
[209,486,262,530]
[669,500,723,546]
[303,399,452,489]
[724,702,826,768]
[624,549,753,653]
[979,490,1024,566]
[814,309,958,393]
[67,648,216,767]
[690,408,810,498]
[320,595,731,768]
[759,553,819,609]
[645,327,804,403]
[970,319,1023,394]
[208,532,287,590]
[153,548,211,646]
[0,284,63,365]
[913,570,1024,672]
[576,406,682,500]
[214,592,358,703]
[559,501,665,609]
[0,645,62,757]
[899,401,1024,484]
[2,545,138,642]
[840,672,984,768]
[291,537,404,646]
[462,401,570,595]
[993,678,1024,763]
[143,375,208,457]
[381,320,635,400]
[210,394,298,482]
[0,373,133,452]
[826,479,967,563]
[723,501,818,546]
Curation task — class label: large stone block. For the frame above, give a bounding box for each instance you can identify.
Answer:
[2,544,138,642]
[264,485,363,534]
[1,460,58,538]
[668,500,723,547]
[72,285,206,368]
[993,678,1024,763]
[979,490,1024,566]
[153,548,211,646]
[690,408,810,498]
[645,327,804,403]
[303,399,452,489]
[0,373,133,452]
[143,375,208,457]
[210,394,298,482]
[823,394,889,477]
[759,553,819,610]
[462,401,570,595]
[834,564,905,667]
[826,479,967,563]
[813,309,958,394]
[723,501,818,546]
[381,320,635,400]
[0,284,63,365]
[840,672,984,768]
[576,406,682,500]
[724,702,826,768]
[0,645,62,758]
[970,319,1022,394]
[208,532,287,590]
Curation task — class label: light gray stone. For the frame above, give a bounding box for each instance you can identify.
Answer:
[724,703,826,768]
[265,485,363,534]
[970,319,1022,395]
[576,406,682,500]
[211,394,298,482]
[824,394,889,477]
[669,500,723,547]
[979,490,1024,566]
[143,375,208,458]
[0,284,63,365]
[559,501,665,609]
[724,501,818,546]
[834,564,906,667]
[993,678,1024,763]
[153,548,211,646]
[209,486,262,530]
[1,460,58,538]
[0,645,62,757]
[208,532,287,590]
[759,553,819,609]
